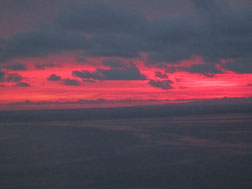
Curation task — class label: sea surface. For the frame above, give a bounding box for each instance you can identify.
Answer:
[1,113,252,189]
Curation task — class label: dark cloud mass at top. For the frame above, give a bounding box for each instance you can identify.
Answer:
[56,2,147,34]
[0,29,89,61]
[0,0,251,74]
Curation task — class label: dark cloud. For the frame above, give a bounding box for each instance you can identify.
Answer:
[56,2,147,34]
[146,1,252,73]
[15,82,30,87]
[86,33,146,58]
[58,1,251,73]
[155,71,168,78]
[73,70,102,80]
[83,79,96,83]
[55,2,148,58]
[6,73,23,82]
[0,70,5,81]
[102,59,124,68]
[7,63,26,70]
[73,64,146,80]
[0,71,23,82]
[76,56,86,63]
[63,78,80,86]
[222,59,252,73]
[183,62,223,76]
[0,29,89,62]
[48,74,61,81]
[0,0,251,74]
[149,79,173,89]
[35,62,54,70]
[147,3,252,67]
[96,66,147,80]
[248,84,252,87]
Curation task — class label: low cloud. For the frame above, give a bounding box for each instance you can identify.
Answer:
[183,62,223,76]
[149,79,173,90]
[223,59,252,73]
[7,63,27,71]
[63,78,80,86]
[48,74,61,81]
[155,71,168,79]
[0,70,5,81]
[73,64,146,80]
[15,82,30,87]
[102,58,124,68]
[6,73,23,82]
[0,71,23,82]
[35,62,54,70]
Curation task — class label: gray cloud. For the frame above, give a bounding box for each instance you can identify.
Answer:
[155,71,168,78]
[0,29,89,62]
[0,70,5,81]
[35,62,54,70]
[48,74,61,81]
[6,73,23,82]
[86,33,145,58]
[102,58,124,68]
[56,2,147,34]
[222,59,252,73]
[0,0,251,74]
[76,56,86,63]
[0,71,23,82]
[73,70,102,80]
[7,63,26,70]
[149,79,173,89]
[15,82,30,87]
[183,62,223,76]
[73,64,146,80]
[63,78,80,86]
[58,1,252,73]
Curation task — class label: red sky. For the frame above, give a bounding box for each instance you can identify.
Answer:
[0,0,251,110]
[1,55,251,110]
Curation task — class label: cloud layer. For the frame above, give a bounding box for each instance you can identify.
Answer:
[0,0,251,75]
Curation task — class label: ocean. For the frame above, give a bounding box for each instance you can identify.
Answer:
[0,112,252,189]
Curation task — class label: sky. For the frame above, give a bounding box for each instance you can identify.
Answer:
[0,0,251,110]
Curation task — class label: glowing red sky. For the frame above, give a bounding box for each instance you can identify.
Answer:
[0,55,251,110]
[0,0,251,110]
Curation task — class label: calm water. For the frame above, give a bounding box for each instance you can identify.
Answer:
[1,113,252,189]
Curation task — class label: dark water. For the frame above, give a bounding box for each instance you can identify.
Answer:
[1,113,252,189]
